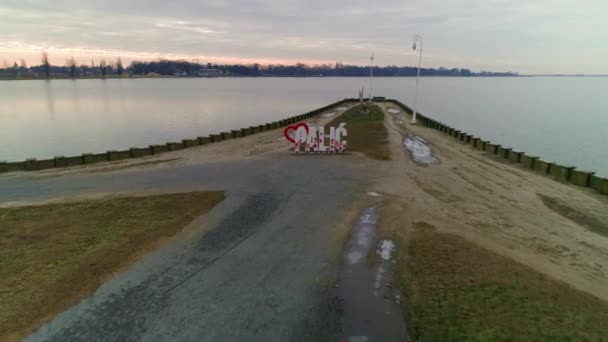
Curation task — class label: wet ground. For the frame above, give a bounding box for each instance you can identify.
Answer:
[403,135,437,165]
[337,202,408,342]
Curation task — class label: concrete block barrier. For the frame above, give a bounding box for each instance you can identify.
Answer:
[484,143,496,153]
[52,156,66,167]
[182,139,196,147]
[130,147,151,157]
[6,161,22,172]
[93,153,109,163]
[508,151,522,163]
[602,179,608,195]
[108,150,130,161]
[472,138,481,148]
[64,156,83,166]
[550,164,575,181]
[220,132,233,140]
[498,147,512,159]
[197,136,211,145]
[534,160,552,174]
[231,130,242,138]
[570,170,595,187]
[167,142,184,151]
[590,176,608,194]
[24,158,38,170]
[150,144,168,154]
[37,159,54,170]
[520,155,539,169]
[82,153,95,164]
[210,134,223,142]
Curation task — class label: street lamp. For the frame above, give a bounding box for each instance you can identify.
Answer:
[411,34,423,124]
[369,51,374,103]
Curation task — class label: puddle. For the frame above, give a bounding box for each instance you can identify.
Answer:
[322,112,337,118]
[335,107,347,111]
[367,191,382,197]
[387,108,401,114]
[403,135,438,164]
[338,205,408,341]
[378,240,395,260]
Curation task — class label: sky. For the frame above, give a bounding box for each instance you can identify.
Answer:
[0,0,607,74]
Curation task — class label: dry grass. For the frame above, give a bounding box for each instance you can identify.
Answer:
[326,103,388,160]
[400,222,608,341]
[0,191,224,341]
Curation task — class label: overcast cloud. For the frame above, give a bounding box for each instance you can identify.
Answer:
[0,0,606,73]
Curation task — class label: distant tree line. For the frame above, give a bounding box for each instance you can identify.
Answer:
[128,60,517,77]
[0,52,518,79]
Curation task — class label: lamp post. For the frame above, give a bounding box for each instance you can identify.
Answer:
[412,34,423,124]
[369,51,374,103]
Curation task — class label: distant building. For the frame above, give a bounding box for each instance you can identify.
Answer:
[197,69,221,77]
[173,71,188,77]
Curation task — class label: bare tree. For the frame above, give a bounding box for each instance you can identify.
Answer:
[41,51,51,79]
[67,56,77,78]
[20,59,27,70]
[116,57,124,76]
[12,61,19,78]
[99,59,107,78]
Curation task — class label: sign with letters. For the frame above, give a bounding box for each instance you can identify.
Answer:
[284,122,348,154]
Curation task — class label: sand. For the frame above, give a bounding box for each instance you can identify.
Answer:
[370,102,608,302]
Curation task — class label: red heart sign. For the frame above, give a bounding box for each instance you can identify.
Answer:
[283,123,309,143]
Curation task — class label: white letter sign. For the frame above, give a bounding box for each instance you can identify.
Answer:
[284,122,348,154]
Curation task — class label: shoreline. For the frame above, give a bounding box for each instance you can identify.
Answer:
[2,98,606,196]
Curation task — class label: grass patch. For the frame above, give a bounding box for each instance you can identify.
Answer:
[326,104,388,160]
[0,191,224,341]
[402,222,608,341]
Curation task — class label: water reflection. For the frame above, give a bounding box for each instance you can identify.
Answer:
[44,80,55,115]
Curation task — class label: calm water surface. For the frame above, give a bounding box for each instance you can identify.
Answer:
[1,77,607,176]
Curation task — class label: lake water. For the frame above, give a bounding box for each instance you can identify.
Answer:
[1,77,607,176]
